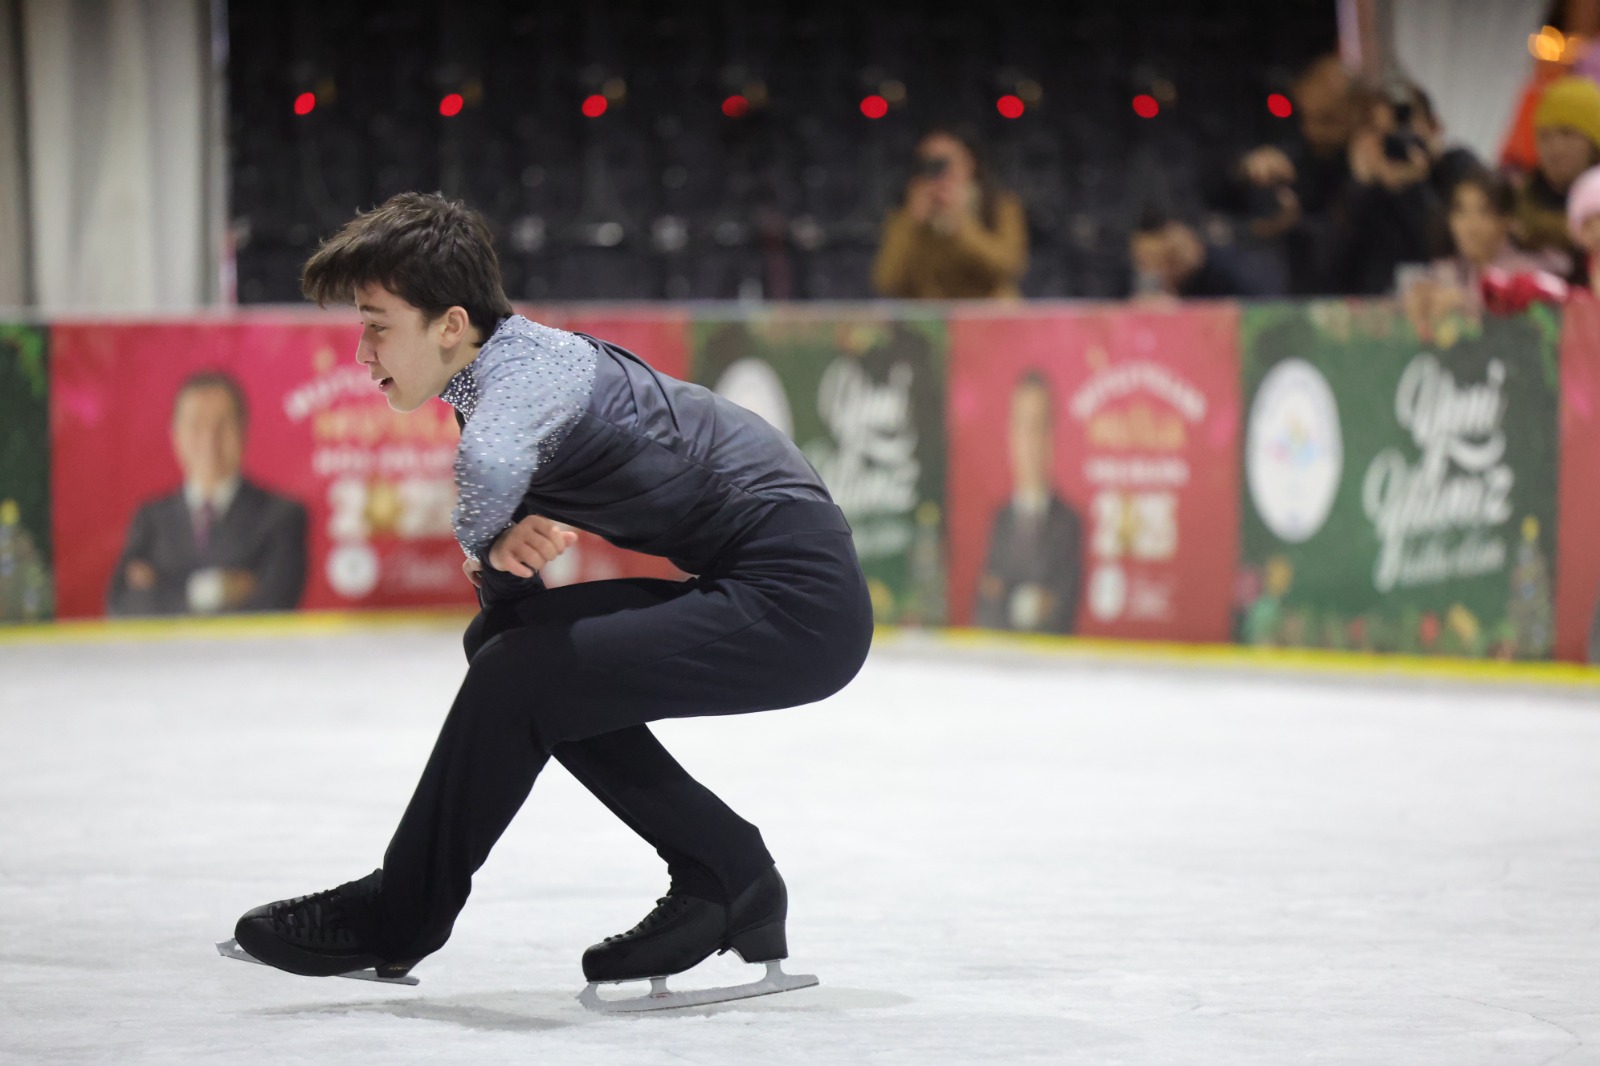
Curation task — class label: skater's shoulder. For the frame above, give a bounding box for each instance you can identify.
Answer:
[478,315,597,365]
[445,316,599,422]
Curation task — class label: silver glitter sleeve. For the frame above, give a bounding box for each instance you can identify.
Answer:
[451,327,598,561]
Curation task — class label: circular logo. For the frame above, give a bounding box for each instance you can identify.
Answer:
[714,358,794,438]
[326,541,380,599]
[1246,359,1343,544]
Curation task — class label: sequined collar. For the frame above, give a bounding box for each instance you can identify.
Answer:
[442,316,529,419]
[440,363,479,419]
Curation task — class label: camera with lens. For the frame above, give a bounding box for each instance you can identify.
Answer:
[1382,87,1425,163]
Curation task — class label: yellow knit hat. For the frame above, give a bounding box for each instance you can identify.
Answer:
[1535,76,1600,151]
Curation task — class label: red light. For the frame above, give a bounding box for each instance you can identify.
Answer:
[860,94,888,119]
[1268,93,1294,119]
[293,92,316,116]
[439,93,464,117]
[722,94,749,118]
[1133,94,1160,119]
[582,94,608,118]
[997,94,1025,119]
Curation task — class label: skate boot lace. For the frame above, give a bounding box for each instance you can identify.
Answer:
[268,880,368,948]
[604,891,696,943]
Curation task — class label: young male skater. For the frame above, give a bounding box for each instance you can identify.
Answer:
[226,193,873,1006]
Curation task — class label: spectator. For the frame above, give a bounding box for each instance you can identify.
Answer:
[872,127,1027,299]
[1403,82,1483,203]
[109,371,308,616]
[1325,81,1446,295]
[1127,211,1272,299]
[1402,169,1560,337]
[1218,54,1362,294]
[1513,76,1600,275]
[1217,58,1446,296]
[1437,170,1557,294]
[1568,164,1600,296]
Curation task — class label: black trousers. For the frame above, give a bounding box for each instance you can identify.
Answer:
[372,504,873,960]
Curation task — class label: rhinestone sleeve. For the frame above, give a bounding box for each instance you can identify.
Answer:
[445,318,598,561]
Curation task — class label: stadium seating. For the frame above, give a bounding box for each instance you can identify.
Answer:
[229,0,1337,303]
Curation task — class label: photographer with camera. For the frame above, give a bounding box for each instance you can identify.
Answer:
[1217,58,1445,296]
[1324,78,1449,295]
[872,127,1027,299]
[1218,55,1361,295]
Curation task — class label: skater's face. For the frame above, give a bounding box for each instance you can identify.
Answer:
[170,385,244,492]
[353,282,476,413]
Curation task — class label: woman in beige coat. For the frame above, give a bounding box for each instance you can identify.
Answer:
[872,128,1028,299]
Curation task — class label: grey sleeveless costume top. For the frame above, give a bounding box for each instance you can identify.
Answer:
[441,315,839,578]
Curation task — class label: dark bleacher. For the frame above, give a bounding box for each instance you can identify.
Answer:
[227,0,1336,304]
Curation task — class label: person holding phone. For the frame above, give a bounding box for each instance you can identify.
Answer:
[871,127,1028,299]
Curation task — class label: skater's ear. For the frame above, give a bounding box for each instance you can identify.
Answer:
[432,305,475,351]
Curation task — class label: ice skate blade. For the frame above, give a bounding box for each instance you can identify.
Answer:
[214,939,421,986]
[578,960,818,1013]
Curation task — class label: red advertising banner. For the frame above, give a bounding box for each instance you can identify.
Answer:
[1556,293,1600,662]
[51,313,688,620]
[946,305,1241,641]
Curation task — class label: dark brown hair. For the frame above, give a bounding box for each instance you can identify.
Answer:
[302,192,514,339]
[913,125,1004,229]
[173,369,248,428]
[1450,168,1516,218]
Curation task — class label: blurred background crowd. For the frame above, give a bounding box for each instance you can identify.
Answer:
[2,0,1595,315]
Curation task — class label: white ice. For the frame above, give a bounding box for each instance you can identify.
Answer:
[2,623,1598,1065]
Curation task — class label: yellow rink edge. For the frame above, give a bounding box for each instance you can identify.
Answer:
[0,608,476,645]
[875,626,1600,691]
[2,611,1598,690]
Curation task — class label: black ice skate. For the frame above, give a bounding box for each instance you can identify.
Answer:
[216,870,421,986]
[578,865,818,1012]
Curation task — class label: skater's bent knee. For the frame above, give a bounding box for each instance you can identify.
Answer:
[463,625,577,692]
[463,611,492,662]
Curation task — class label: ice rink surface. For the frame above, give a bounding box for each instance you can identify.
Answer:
[2,623,1598,1066]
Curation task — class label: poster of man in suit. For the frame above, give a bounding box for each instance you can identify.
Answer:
[947,307,1240,643]
[974,372,1083,634]
[107,371,307,615]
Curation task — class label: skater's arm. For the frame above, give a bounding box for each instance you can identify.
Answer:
[487,514,577,579]
[450,341,596,561]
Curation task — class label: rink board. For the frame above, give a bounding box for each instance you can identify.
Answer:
[8,298,1600,667]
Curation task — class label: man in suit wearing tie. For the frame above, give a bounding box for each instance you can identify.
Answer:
[974,371,1084,634]
[108,371,308,616]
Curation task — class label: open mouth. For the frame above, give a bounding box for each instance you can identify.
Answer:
[377,376,394,390]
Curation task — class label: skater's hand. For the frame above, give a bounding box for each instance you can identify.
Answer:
[488,515,578,578]
[462,558,484,588]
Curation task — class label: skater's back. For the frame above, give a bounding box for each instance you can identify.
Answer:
[444,314,835,577]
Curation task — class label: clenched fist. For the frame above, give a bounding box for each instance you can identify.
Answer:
[487,514,578,578]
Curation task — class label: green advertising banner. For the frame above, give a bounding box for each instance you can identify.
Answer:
[692,314,947,625]
[1237,301,1560,659]
[0,325,53,622]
